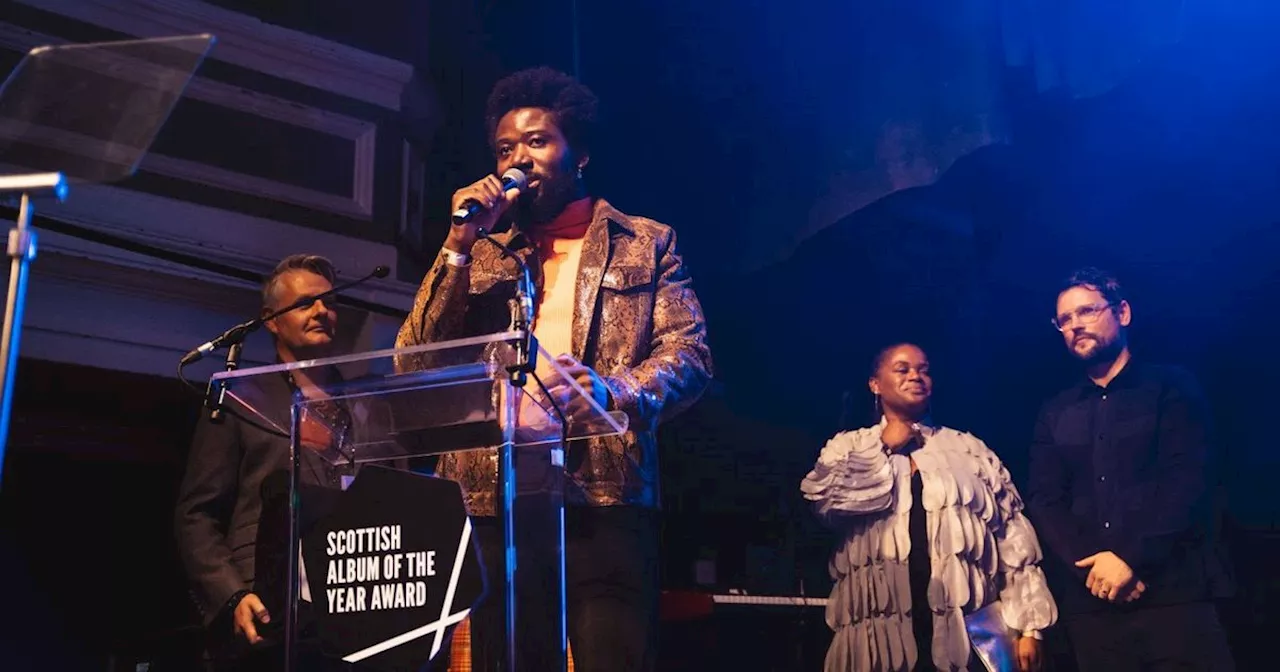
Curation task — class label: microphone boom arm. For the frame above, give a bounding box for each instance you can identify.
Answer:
[179,264,391,422]
[179,265,390,367]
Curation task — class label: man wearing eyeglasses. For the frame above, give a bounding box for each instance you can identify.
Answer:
[1027,267,1235,670]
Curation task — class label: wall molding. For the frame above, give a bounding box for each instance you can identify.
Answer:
[15,249,407,380]
[0,21,381,222]
[0,0,426,379]
[18,188,418,310]
[16,0,414,110]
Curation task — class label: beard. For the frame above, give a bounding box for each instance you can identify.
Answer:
[512,172,579,227]
[1071,332,1124,363]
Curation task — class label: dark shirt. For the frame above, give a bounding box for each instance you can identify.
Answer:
[908,471,934,670]
[1027,359,1232,615]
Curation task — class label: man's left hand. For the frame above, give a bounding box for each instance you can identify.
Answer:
[1075,550,1137,602]
[1016,636,1044,672]
[541,355,610,421]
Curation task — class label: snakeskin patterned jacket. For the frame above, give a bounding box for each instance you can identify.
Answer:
[395,198,713,516]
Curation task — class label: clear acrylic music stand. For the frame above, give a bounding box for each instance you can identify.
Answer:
[0,34,215,484]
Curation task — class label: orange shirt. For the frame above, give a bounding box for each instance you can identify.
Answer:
[531,197,592,376]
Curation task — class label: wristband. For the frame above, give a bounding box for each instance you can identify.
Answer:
[442,248,471,267]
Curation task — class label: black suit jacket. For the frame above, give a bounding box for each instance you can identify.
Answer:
[174,372,359,625]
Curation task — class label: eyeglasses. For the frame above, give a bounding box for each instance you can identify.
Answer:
[1051,303,1114,332]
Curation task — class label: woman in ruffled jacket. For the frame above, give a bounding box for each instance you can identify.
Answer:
[802,343,1057,672]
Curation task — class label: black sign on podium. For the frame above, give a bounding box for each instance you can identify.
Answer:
[302,466,483,669]
[211,332,629,671]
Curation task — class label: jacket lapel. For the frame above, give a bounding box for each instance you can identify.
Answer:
[571,208,611,360]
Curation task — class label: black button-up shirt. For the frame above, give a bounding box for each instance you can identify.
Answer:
[1027,359,1231,614]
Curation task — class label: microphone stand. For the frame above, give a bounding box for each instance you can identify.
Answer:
[477,230,537,385]
[208,340,243,424]
[0,173,67,486]
[477,228,561,669]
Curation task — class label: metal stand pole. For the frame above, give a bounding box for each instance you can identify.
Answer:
[501,379,518,672]
[0,172,66,488]
[286,401,302,672]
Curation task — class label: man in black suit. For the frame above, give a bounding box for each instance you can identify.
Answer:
[1028,267,1235,671]
[174,254,356,669]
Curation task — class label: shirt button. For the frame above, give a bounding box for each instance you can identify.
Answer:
[1104,521,1111,529]
[1099,476,1106,482]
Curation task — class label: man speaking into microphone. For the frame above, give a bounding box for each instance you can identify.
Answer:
[395,67,712,671]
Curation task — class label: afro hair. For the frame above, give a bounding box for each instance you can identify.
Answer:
[484,66,600,155]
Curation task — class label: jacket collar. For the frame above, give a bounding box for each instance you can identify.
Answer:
[489,198,638,361]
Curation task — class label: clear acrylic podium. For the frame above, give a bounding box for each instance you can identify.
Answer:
[0,34,214,482]
[208,331,628,671]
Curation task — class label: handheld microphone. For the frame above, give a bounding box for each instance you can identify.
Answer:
[179,264,391,367]
[451,168,528,225]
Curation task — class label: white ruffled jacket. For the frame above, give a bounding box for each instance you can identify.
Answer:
[801,421,1058,672]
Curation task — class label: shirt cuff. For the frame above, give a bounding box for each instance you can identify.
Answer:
[1021,630,1043,640]
[225,588,251,616]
